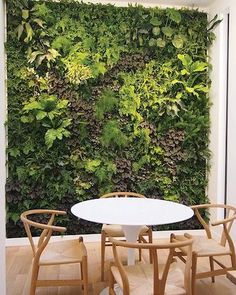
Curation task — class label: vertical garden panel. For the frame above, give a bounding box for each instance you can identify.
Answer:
[6,0,216,237]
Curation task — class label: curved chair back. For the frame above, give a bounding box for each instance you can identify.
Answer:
[20,209,67,261]
[101,191,145,198]
[21,210,88,295]
[183,204,236,295]
[191,204,236,247]
[110,234,193,295]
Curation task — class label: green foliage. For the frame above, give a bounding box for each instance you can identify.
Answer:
[6,0,216,236]
[16,5,44,43]
[85,159,116,184]
[95,89,118,120]
[100,120,129,149]
[21,94,71,148]
[62,43,107,84]
[28,48,60,68]
[62,44,93,84]
[166,8,182,24]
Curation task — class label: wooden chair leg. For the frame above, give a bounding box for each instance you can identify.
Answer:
[209,256,215,283]
[101,230,106,281]
[109,268,116,295]
[138,236,142,261]
[148,229,153,264]
[30,263,39,295]
[191,253,197,295]
[82,257,88,295]
[81,262,84,289]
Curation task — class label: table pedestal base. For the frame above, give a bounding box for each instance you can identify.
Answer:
[100,225,142,294]
[122,224,142,265]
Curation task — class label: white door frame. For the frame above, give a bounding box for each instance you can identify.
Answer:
[0,0,6,294]
[207,0,236,241]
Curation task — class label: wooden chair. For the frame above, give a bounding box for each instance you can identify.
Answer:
[20,209,88,295]
[100,191,153,281]
[109,234,193,295]
[173,204,236,295]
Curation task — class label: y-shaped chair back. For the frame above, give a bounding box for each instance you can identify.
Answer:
[109,234,193,295]
[21,209,88,295]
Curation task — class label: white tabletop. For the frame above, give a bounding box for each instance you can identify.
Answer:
[71,198,193,226]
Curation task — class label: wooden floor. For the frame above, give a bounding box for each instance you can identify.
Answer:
[6,239,236,295]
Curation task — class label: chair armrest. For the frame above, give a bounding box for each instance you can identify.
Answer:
[20,209,67,232]
[25,209,67,215]
[211,215,236,226]
[191,204,211,210]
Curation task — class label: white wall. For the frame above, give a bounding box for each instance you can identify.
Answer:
[207,0,236,239]
[0,0,6,294]
[0,0,233,288]
[82,0,211,9]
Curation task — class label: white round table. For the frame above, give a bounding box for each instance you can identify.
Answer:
[71,198,193,265]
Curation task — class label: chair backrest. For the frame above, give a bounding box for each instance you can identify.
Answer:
[20,209,67,262]
[191,204,236,247]
[110,234,193,295]
[101,191,145,198]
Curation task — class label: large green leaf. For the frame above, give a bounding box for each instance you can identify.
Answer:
[156,38,166,48]
[150,17,162,26]
[152,27,160,36]
[23,100,41,111]
[148,38,156,47]
[24,22,33,42]
[16,24,24,40]
[191,61,208,72]
[57,100,69,109]
[177,54,192,67]
[167,9,182,24]
[36,110,47,120]
[85,159,101,172]
[162,26,174,37]
[45,129,57,148]
[33,18,44,28]
[22,9,29,20]
[172,35,184,48]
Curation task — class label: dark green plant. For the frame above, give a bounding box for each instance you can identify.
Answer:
[95,89,118,120]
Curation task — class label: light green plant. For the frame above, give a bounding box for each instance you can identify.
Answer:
[100,120,128,149]
[16,6,44,43]
[27,47,60,68]
[95,89,118,120]
[21,94,71,148]
[62,44,107,84]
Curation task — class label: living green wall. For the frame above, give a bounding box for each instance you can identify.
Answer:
[6,0,216,237]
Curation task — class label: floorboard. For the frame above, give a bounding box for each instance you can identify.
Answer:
[6,240,236,295]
